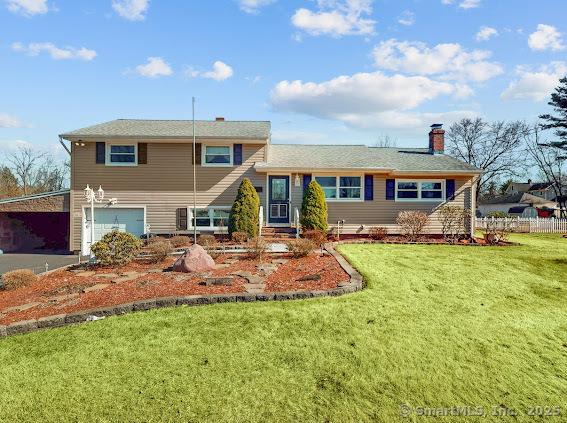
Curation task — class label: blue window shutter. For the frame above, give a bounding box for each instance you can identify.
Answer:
[386,179,395,200]
[96,142,105,164]
[364,175,373,201]
[234,144,243,165]
[303,174,312,191]
[446,179,456,200]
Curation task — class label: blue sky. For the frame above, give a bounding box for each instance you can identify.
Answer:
[1,0,566,160]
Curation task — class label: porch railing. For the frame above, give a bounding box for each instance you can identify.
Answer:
[258,205,264,237]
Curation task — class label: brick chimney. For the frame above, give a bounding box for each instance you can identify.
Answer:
[429,123,444,155]
[215,117,225,121]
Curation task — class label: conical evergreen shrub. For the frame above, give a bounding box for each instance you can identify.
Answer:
[228,177,260,238]
[300,180,328,231]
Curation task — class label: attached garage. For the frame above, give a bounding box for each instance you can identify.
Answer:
[82,207,145,255]
[0,190,70,253]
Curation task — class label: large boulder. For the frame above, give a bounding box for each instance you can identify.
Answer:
[172,244,215,273]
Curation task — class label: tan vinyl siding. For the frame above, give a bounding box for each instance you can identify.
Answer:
[70,142,266,251]
[290,174,473,235]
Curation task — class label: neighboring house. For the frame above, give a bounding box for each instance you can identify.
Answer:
[0,190,70,253]
[478,180,560,217]
[60,119,482,254]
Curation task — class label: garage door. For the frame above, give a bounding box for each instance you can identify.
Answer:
[83,208,145,255]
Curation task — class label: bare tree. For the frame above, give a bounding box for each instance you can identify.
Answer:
[4,146,67,195]
[445,118,529,199]
[524,125,566,217]
[373,134,397,147]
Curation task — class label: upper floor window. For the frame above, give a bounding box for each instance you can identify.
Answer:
[396,180,444,201]
[106,144,137,166]
[203,145,232,166]
[314,175,362,201]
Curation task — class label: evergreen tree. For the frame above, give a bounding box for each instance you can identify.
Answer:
[540,76,567,145]
[228,178,260,237]
[300,180,328,231]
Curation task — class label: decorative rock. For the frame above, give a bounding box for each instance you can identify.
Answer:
[82,283,110,293]
[201,276,234,286]
[257,263,277,275]
[75,271,96,277]
[37,314,66,329]
[296,274,321,282]
[172,244,216,273]
[173,274,192,282]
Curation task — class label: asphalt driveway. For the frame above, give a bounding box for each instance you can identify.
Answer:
[0,253,79,275]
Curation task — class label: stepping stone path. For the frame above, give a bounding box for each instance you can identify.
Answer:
[2,302,41,314]
[231,270,267,293]
[112,272,145,284]
[256,263,277,276]
[46,293,79,303]
[75,271,96,277]
[214,263,231,269]
[200,276,234,286]
[82,283,110,293]
[272,259,289,265]
[96,273,119,279]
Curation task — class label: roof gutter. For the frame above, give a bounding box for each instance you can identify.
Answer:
[59,134,269,142]
[254,164,483,175]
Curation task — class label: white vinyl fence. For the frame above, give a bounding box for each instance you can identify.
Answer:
[475,217,567,233]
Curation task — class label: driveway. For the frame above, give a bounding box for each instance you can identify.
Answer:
[0,253,79,275]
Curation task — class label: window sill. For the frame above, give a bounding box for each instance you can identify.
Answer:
[201,164,233,168]
[105,163,138,167]
[395,198,445,202]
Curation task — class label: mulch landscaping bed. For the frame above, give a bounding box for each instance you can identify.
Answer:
[0,253,349,325]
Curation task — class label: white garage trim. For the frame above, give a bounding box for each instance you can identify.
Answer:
[81,205,147,256]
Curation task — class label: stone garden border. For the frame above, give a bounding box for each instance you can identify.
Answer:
[0,244,363,338]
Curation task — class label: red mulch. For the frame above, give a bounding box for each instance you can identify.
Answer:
[0,253,349,325]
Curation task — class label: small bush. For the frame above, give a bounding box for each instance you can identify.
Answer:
[198,234,217,248]
[91,230,143,266]
[1,269,38,291]
[231,231,248,244]
[368,226,387,240]
[396,211,429,242]
[146,240,173,263]
[302,229,327,247]
[228,178,260,238]
[247,237,268,260]
[287,238,316,258]
[170,235,191,248]
[300,180,328,231]
[438,205,471,242]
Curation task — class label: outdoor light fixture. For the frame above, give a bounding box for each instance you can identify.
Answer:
[84,185,114,258]
[295,174,301,187]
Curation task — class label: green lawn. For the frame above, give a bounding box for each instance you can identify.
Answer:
[0,234,565,422]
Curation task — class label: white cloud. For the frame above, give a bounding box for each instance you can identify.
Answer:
[476,26,498,42]
[291,0,375,37]
[501,62,567,102]
[186,61,234,81]
[371,39,504,82]
[528,24,565,51]
[237,0,274,14]
[459,0,480,9]
[135,57,173,78]
[270,71,473,130]
[5,0,48,16]
[112,0,149,21]
[11,42,97,61]
[0,113,22,128]
[397,10,415,26]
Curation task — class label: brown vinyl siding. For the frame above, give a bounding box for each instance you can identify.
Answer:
[289,174,473,234]
[70,142,266,251]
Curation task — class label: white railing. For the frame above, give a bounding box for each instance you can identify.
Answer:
[258,205,264,237]
[294,208,300,238]
[475,217,567,233]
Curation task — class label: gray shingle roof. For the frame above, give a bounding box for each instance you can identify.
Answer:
[60,119,271,139]
[258,144,481,173]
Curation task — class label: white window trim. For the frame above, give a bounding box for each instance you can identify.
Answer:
[106,142,138,167]
[202,144,233,167]
[187,206,231,229]
[395,179,445,202]
[313,174,364,202]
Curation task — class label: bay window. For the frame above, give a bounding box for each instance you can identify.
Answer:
[396,180,445,201]
[314,175,362,201]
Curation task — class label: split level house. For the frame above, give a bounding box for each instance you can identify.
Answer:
[60,118,482,255]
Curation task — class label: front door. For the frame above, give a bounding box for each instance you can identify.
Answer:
[268,175,290,224]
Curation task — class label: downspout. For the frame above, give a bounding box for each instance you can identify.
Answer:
[59,136,71,156]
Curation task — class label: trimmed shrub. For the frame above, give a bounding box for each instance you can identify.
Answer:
[91,230,142,266]
[197,234,217,248]
[368,226,387,240]
[246,237,268,260]
[438,205,470,242]
[231,231,248,244]
[170,235,191,248]
[147,235,166,245]
[300,180,328,231]
[1,269,38,291]
[302,229,327,247]
[486,211,509,218]
[287,238,316,258]
[228,178,260,238]
[396,211,429,242]
[147,240,173,263]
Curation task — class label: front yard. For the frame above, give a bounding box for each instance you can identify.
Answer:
[0,234,565,422]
